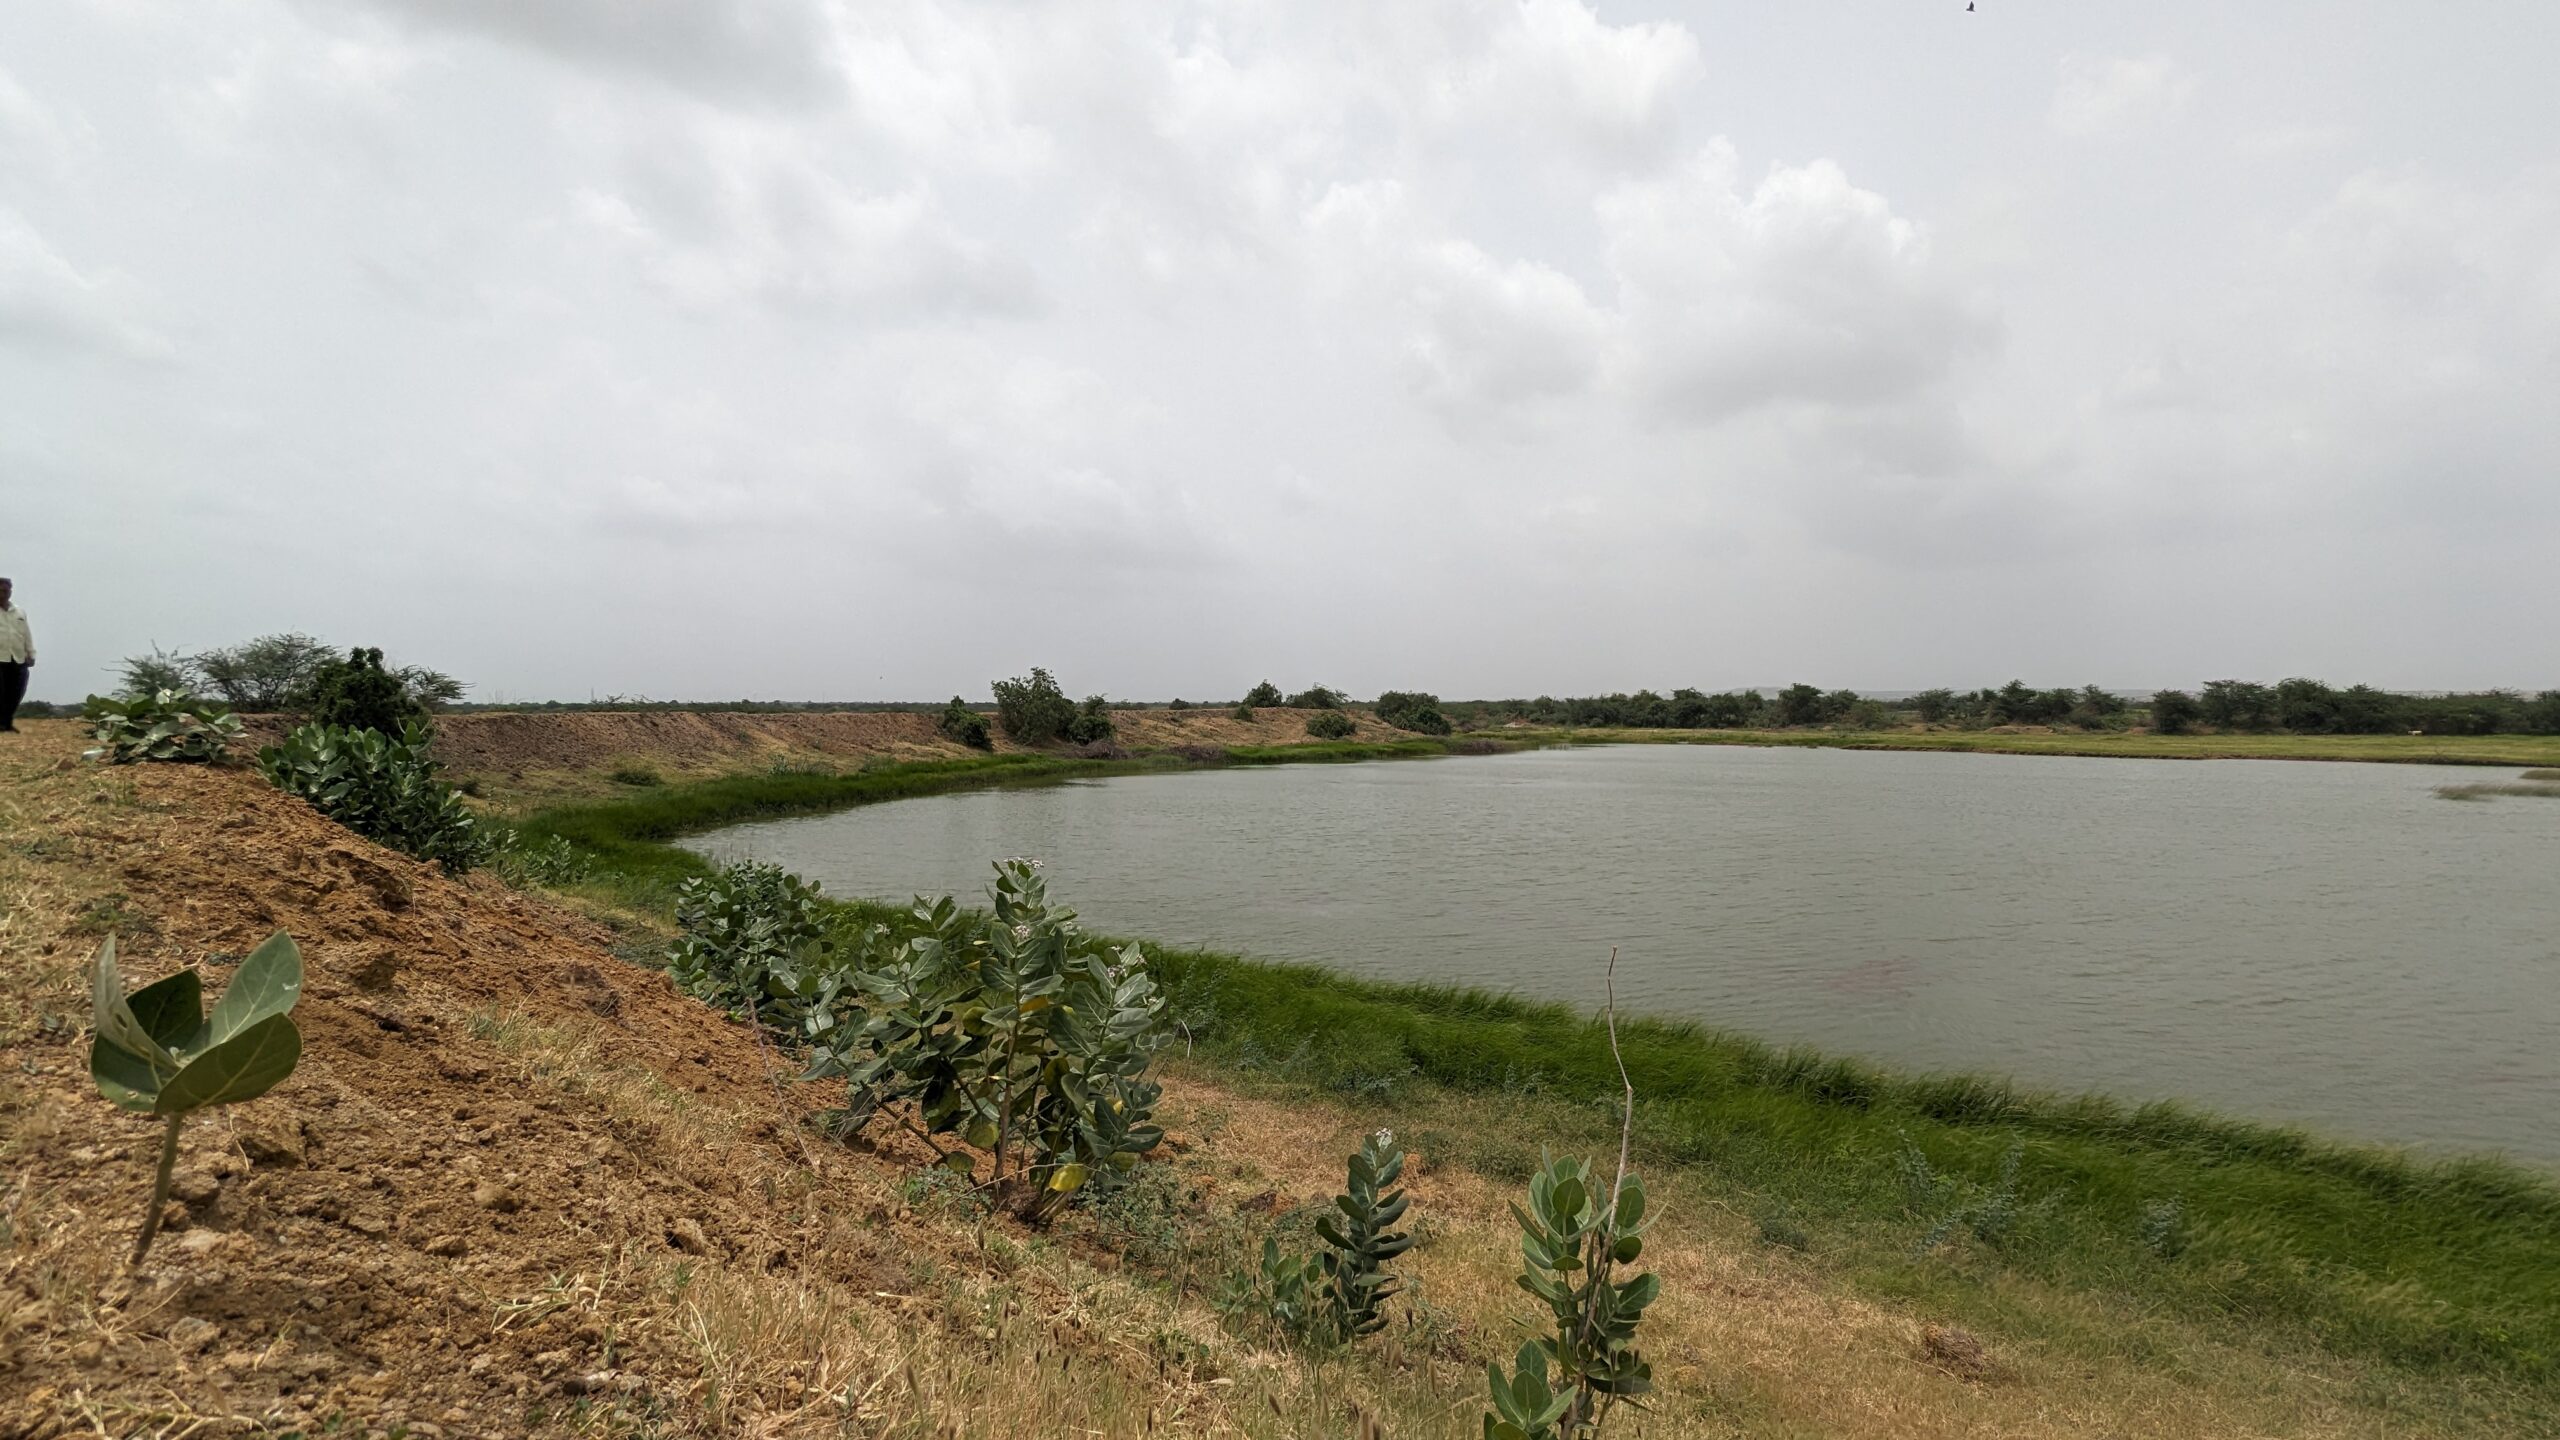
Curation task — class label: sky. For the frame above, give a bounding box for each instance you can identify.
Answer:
[4,2,2557,704]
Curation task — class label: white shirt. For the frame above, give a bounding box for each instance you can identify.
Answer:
[0,604,30,664]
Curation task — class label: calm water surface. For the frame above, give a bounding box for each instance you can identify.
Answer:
[689,746,2560,1162]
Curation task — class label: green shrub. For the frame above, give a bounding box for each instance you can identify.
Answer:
[90,931,303,1264]
[1217,1237,1322,1343]
[1484,1154,1659,1439]
[1167,697,1193,711]
[1317,1129,1413,1339]
[1904,1134,2053,1256]
[116,647,200,699]
[992,667,1078,746]
[2141,1196,2191,1260]
[1242,681,1284,708]
[490,832,595,890]
[83,690,243,765]
[1231,704,1256,722]
[1218,1129,1415,1349]
[939,697,993,750]
[803,861,1167,1222]
[1065,695,1116,745]
[669,861,834,1031]
[608,765,664,787]
[304,647,424,735]
[259,721,489,873]
[1286,685,1344,710]
[1305,710,1356,740]
[1374,690,1452,735]
[2149,689,2200,734]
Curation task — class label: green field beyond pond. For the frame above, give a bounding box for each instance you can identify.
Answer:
[1523,725,2560,767]
[514,742,2560,1427]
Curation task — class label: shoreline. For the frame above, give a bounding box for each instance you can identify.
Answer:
[511,743,2560,1394]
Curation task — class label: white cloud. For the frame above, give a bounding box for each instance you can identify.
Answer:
[1304,180,1608,420]
[1432,0,1701,161]
[2050,54,2197,139]
[1599,145,1995,422]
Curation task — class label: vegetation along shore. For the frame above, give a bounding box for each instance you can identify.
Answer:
[11,660,2559,1437]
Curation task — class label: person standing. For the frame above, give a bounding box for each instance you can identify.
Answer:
[0,578,32,732]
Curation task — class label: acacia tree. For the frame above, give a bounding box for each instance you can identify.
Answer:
[194,634,334,711]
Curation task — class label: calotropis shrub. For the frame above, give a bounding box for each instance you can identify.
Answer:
[83,690,244,764]
[803,860,1168,1222]
[1220,1129,1416,1349]
[258,721,488,874]
[1484,1155,1660,1439]
[668,861,835,1031]
[1318,1129,1414,1339]
[91,931,304,1264]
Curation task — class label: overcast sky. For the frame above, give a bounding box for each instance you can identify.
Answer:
[5,2,2557,703]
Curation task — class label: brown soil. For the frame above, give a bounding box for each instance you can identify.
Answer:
[1,727,1134,1436]
[239,707,1406,808]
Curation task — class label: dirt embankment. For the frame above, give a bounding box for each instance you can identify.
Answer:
[0,726,1417,1438]
[237,707,1404,806]
[0,736,907,1433]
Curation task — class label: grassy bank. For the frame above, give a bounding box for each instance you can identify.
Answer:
[1503,725,2560,767]
[518,748,2560,1426]
[513,738,1514,895]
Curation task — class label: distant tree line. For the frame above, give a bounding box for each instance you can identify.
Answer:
[1451,679,2560,736]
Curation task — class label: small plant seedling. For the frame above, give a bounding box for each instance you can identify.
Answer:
[90,931,304,1265]
[1316,1129,1413,1340]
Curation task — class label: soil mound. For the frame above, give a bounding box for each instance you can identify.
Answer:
[0,745,920,1435]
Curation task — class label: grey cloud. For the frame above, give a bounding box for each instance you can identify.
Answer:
[0,210,172,360]
[302,0,842,106]
[8,1,2556,698]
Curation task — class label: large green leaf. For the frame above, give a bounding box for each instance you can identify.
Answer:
[90,938,176,1070]
[201,931,303,1052]
[127,969,205,1054]
[90,1036,163,1112]
[156,1015,301,1114]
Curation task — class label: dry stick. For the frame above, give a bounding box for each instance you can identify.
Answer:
[1566,945,1640,1432]
[1604,945,1635,1226]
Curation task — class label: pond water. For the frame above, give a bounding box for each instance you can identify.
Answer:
[686,745,2560,1162]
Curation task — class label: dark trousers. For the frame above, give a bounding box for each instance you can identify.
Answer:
[0,662,25,730]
